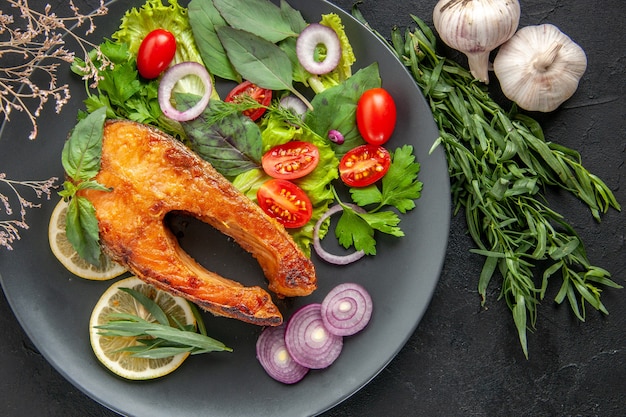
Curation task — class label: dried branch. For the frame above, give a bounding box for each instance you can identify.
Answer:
[0,0,110,140]
[0,173,58,250]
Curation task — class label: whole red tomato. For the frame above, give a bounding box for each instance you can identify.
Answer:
[137,29,177,79]
[356,88,397,146]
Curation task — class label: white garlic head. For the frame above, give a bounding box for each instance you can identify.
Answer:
[433,0,521,84]
[493,24,588,112]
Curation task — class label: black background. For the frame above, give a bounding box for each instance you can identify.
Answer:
[1,0,624,416]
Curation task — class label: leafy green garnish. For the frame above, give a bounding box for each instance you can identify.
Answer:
[350,145,423,213]
[59,106,109,266]
[335,205,403,256]
[95,287,232,358]
[334,145,421,255]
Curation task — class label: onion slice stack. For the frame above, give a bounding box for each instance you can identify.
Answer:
[296,23,341,75]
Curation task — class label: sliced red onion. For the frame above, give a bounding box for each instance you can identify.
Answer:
[279,95,308,120]
[158,62,212,122]
[321,283,373,336]
[327,129,344,144]
[256,325,309,384]
[296,23,341,75]
[313,203,366,265]
[285,303,343,369]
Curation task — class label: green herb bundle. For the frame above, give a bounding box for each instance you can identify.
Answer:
[353,10,621,357]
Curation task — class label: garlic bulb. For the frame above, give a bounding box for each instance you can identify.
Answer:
[493,24,587,112]
[433,0,520,84]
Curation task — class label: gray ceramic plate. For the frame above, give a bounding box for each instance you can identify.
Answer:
[0,0,449,415]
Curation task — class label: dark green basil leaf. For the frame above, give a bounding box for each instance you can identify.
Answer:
[216,25,294,92]
[305,63,381,154]
[213,0,296,43]
[61,106,107,181]
[188,0,240,82]
[178,95,263,177]
[279,0,307,32]
[65,196,101,266]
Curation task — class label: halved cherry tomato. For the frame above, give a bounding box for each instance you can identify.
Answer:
[356,88,397,145]
[225,81,272,121]
[257,179,313,228]
[262,141,320,180]
[339,144,391,187]
[137,29,177,79]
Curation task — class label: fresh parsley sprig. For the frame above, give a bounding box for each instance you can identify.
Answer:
[335,145,423,255]
[95,287,232,358]
[58,106,109,266]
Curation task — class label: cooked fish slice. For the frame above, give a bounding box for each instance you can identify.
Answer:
[78,120,317,326]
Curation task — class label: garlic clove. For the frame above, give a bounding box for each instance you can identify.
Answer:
[493,24,587,112]
[433,0,521,84]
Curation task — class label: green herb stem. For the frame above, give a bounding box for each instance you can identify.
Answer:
[353,10,622,358]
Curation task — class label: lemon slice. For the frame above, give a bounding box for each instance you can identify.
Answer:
[48,199,126,280]
[89,276,196,380]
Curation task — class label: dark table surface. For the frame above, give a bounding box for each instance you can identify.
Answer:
[1,0,624,416]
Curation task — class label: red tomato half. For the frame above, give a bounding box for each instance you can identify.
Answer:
[137,29,177,79]
[262,141,320,180]
[356,88,397,145]
[257,179,313,228]
[225,81,272,121]
[339,144,391,187]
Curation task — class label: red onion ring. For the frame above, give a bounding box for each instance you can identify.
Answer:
[256,325,309,384]
[313,203,366,265]
[296,23,341,75]
[321,283,373,336]
[284,303,343,369]
[158,62,212,122]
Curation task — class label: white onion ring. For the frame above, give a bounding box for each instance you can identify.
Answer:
[313,203,366,265]
[296,23,341,75]
[158,62,212,122]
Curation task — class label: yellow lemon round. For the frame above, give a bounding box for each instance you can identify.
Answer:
[48,199,126,280]
[89,276,196,380]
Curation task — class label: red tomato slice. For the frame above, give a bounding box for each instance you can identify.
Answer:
[137,29,177,79]
[225,81,272,121]
[339,144,391,187]
[262,141,320,180]
[257,179,313,228]
[356,88,397,146]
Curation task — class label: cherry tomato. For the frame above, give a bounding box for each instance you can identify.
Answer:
[257,179,313,228]
[262,141,320,180]
[137,29,177,79]
[339,144,391,187]
[356,88,397,145]
[225,81,272,121]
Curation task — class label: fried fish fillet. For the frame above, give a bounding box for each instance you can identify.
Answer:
[78,119,317,326]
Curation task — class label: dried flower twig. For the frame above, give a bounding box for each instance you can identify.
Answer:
[1,0,110,140]
[0,173,58,250]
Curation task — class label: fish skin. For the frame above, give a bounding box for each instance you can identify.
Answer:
[79,120,317,326]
